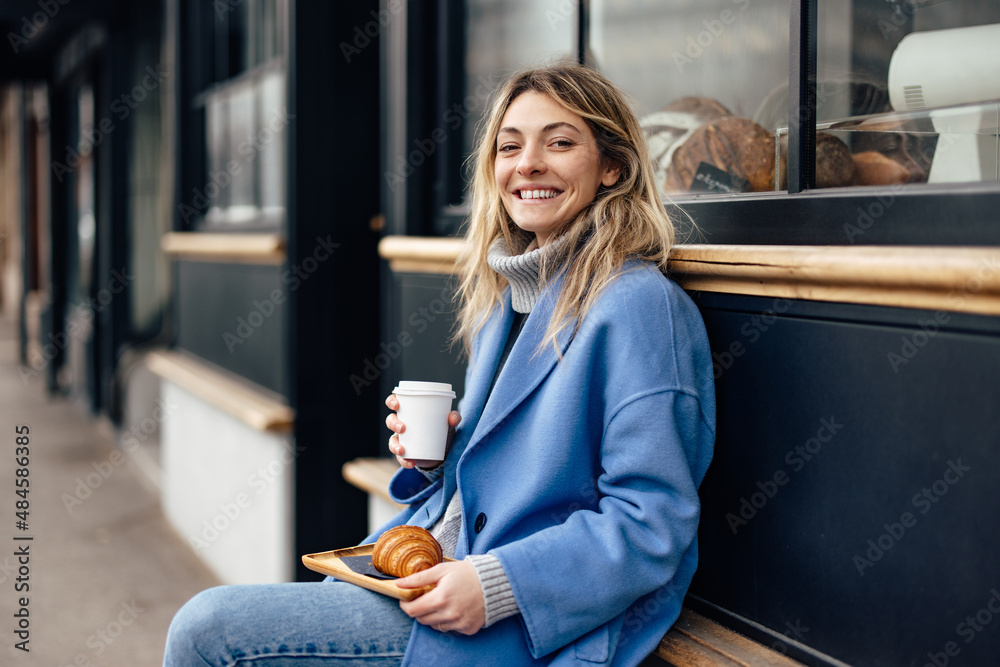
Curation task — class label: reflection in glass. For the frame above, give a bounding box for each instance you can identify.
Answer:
[227,83,257,221]
[205,92,229,221]
[76,85,95,299]
[811,0,1000,189]
[196,0,287,228]
[464,0,574,158]
[258,0,281,64]
[258,68,286,218]
[590,0,790,196]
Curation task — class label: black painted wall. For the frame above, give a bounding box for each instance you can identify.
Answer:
[384,270,1000,664]
[690,292,1000,666]
[377,272,465,401]
[176,260,288,397]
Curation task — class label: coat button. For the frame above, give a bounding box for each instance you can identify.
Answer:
[474,512,487,533]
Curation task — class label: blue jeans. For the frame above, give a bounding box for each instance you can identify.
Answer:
[164,581,414,666]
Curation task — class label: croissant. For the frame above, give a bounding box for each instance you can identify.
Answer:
[372,525,443,577]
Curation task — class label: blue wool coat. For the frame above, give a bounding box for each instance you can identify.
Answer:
[374,261,715,666]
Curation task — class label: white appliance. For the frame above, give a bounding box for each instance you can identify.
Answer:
[888,23,1000,183]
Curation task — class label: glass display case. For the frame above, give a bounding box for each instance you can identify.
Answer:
[637,0,1000,195]
[590,0,790,197]
[413,0,1000,237]
[805,1,1000,191]
[463,0,1000,198]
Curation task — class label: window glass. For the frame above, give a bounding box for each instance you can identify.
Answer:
[226,83,257,220]
[258,67,286,218]
[257,0,281,64]
[128,32,170,337]
[591,0,790,196]
[813,0,1000,189]
[204,91,229,220]
[73,85,96,302]
[229,0,249,78]
[193,0,286,228]
[464,0,575,160]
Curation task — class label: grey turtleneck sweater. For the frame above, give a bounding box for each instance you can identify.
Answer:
[423,233,567,628]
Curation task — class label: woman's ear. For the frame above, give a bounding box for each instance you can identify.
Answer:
[601,164,622,187]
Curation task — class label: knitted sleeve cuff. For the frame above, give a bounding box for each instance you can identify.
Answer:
[466,553,521,627]
[416,464,444,483]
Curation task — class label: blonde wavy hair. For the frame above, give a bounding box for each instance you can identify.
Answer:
[454,62,675,357]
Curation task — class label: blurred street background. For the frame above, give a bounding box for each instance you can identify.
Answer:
[0,314,219,666]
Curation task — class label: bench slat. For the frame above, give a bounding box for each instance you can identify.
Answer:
[657,609,806,667]
[657,632,744,666]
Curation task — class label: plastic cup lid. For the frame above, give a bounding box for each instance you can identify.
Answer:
[393,381,456,398]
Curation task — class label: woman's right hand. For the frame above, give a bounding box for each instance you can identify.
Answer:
[385,394,462,469]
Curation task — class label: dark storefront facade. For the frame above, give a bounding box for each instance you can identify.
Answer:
[2,1,999,665]
[375,2,1000,665]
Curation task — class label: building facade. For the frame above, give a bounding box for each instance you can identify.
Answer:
[1,1,999,664]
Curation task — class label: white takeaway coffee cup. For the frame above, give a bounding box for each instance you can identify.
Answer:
[393,381,457,465]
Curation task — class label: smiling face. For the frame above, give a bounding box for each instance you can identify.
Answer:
[494,91,620,247]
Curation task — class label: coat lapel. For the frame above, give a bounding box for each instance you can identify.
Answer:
[427,300,513,532]
[457,295,512,444]
[465,274,574,452]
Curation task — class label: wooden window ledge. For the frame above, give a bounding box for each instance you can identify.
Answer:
[147,350,294,433]
[378,235,1000,316]
[161,232,286,265]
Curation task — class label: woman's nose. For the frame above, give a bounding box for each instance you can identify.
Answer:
[516,144,546,176]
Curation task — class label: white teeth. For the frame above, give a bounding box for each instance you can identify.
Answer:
[521,189,558,199]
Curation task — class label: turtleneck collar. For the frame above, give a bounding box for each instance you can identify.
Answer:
[486,234,570,314]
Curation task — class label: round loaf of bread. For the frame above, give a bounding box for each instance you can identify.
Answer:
[665,116,776,193]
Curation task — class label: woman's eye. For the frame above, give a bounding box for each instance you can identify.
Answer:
[498,144,519,153]
[552,139,574,148]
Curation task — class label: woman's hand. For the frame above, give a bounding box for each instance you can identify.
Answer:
[385,394,462,469]
[396,561,486,635]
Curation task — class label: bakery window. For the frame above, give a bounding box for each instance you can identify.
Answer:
[591,0,790,197]
[461,0,575,181]
[466,0,1000,198]
[606,0,1000,196]
[393,1,1000,240]
[807,1,1000,190]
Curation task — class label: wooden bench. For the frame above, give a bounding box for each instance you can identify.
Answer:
[646,607,806,666]
[342,457,805,667]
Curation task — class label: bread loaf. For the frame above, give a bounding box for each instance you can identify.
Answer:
[665,116,776,193]
[663,96,731,120]
[852,150,911,186]
[815,132,855,188]
[372,526,443,578]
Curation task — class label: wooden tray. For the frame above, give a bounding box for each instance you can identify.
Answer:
[301,544,454,601]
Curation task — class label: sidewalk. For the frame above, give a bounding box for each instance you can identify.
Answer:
[0,316,220,666]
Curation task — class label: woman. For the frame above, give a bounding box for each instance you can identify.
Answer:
[164,62,715,667]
